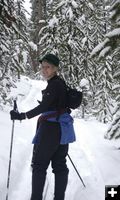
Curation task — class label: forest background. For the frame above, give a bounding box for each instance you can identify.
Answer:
[0,0,120,140]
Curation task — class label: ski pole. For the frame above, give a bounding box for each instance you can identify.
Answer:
[6,100,17,200]
[67,154,86,188]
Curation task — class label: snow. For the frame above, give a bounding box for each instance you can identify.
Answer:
[81,37,87,48]
[0,76,120,200]
[28,41,37,51]
[1,44,9,53]
[66,7,73,20]
[39,20,46,24]
[105,28,120,38]
[109,10,116,19]
[80,78,89,88]
[8,76,32,101]
[78,14,85,25]
[88,3,94,11]
[71,0,78,8]
[48,15,59,28]
[90,38,110,57]
[23,0,32,18]
[22,51,28,65]
[98,46,111,58]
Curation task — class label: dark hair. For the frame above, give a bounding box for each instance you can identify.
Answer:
[39,53,59,67]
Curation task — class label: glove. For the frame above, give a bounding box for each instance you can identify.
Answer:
[10,110,26,120]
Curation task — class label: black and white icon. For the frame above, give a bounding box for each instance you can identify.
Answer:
[105,185,120,199]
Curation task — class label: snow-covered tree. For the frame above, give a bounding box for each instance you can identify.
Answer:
[81,0,114,122]
[91,0,120,136]
[105,103,120,139]
[104,58,120,138]
[30,0,46,72]
[39,0,88,86]
[0,0,30,106]
[30,0,119,122]
[91,0,120,58]
[0,0,16,105]
[38,0,114,120]
[80,78,90,118]
[12,0,31,77]
[92,61,114,123]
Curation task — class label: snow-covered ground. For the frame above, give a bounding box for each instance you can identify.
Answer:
[0,76,120,200]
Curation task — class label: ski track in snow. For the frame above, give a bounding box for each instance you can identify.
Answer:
[1,78,120,200]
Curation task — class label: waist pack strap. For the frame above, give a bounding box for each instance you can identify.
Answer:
[38,109,66,123]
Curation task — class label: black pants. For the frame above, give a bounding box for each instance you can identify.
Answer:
[30,121,69,200]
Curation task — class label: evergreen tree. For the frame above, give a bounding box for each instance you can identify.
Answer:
[13,0,30,77]
[39,0,87,86]
[78,0,111,120]
[92,60,114,123]
[88,0,115,122]
[30,0,46,73]
[0,0,16,105]
[38,0,114,120]
[0,0,30,106]
[31,0,118,123]
[91,0,120,57]
[91,0,120,136]
[105,103,120,139]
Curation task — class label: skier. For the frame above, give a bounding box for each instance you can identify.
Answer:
[10,53,76,200]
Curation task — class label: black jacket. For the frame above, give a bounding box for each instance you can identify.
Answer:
[26,75,69,119]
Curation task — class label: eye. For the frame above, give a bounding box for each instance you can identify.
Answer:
[46,66,50,69]
[41,65,51,70]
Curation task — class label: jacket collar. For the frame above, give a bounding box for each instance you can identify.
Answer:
[47,74,58,83]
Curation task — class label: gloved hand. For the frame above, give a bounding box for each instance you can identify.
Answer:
[10,110,26,120]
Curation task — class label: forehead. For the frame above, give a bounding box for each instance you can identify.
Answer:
[41,61,54,67]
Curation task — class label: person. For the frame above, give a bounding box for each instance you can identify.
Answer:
[10,53,76,200]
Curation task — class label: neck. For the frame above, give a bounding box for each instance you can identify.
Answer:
[47,73,57,80]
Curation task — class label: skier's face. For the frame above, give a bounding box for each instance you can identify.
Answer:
[40,61,58,80]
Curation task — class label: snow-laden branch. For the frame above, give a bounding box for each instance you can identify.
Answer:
[90,38,110,57]
[28,41,37,51]
[98,46,111,58]
[105,28,120,38]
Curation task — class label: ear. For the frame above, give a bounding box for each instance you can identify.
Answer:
[54,66,58,72]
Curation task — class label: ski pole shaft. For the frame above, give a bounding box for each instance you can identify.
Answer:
[67,154,86,188]
[6,120,15,200]
[6,100,17,200]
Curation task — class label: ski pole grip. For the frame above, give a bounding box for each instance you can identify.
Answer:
[13,100,17,111]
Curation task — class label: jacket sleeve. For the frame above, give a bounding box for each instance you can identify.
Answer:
[26,82,58,119]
